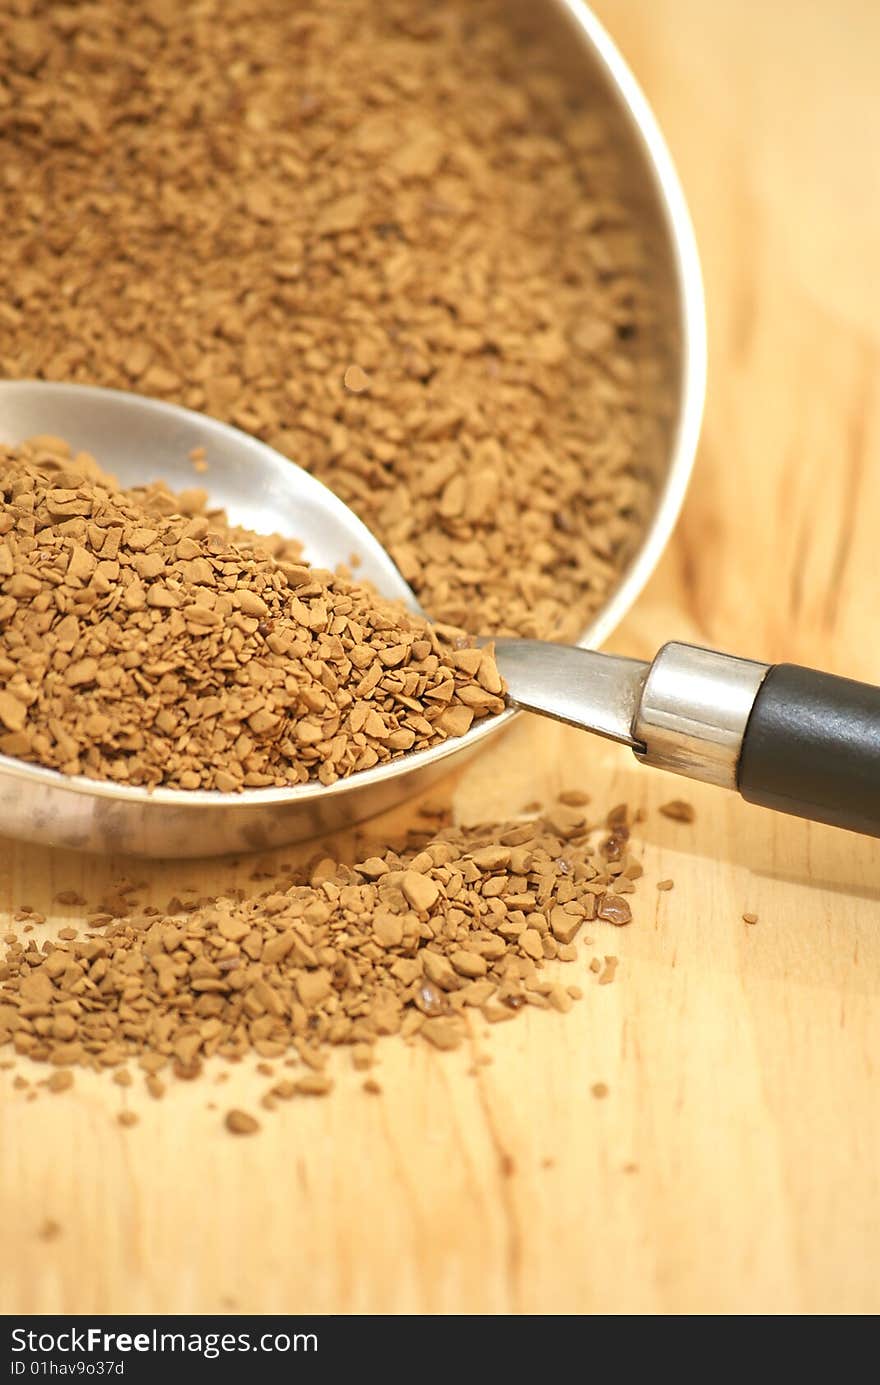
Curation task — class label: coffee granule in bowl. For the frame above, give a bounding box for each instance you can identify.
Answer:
[0,808,639,1094]
[0,440,503,790]
[0,0,650,641]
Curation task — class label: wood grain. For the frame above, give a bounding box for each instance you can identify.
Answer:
[3,0,880,1314]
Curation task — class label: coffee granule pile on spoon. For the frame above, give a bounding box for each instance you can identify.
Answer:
[0,438,503,790]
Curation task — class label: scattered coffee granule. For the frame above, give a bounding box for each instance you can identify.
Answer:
[0,442,502,789]
[173,1058,203,1082]
[0,810,640,1082]
[596,896,632,927]
[225,1109,260,1136]
[598,956,619,985]
[294,1074,333,1097]
[117,1110,138,1128]
[351,1045,373,1072]
[38,1219,62,1242]
[659,800,696,824]
[46,1070,73,1094]
[0,0,650,642]
[657,879,675,891]
[275,1080,300,1101]
[743,913,758,925]
[363,1078,382,1096]
[55,892,85,908]
[591,1082,609,1099]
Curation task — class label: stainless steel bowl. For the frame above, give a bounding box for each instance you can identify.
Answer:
[0,0,705,857]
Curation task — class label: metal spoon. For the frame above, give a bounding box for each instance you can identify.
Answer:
[2,381,879,856]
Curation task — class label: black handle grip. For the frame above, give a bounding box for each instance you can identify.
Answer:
[737,664,880,836]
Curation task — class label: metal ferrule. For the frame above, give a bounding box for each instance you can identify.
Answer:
[633,643,770,789]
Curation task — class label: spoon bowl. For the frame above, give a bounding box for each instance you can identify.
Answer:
[0,380,507,856]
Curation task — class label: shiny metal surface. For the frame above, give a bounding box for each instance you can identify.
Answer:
[0,0,705,857]
[493,641,649,748]
[634,643,769,788]
[0,382,418,610]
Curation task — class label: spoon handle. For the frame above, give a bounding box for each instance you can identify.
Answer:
[633,642,880,836]
[494,639,880,837]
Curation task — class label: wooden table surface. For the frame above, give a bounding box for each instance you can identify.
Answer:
[3,0,880,1315]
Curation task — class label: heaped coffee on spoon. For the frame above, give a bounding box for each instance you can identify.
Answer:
[0,441,504,791]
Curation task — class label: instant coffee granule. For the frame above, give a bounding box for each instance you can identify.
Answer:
[0,0,650,641]
[0,807,640,1111]
[0,439,503,789]
[226,1110,261,1136]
